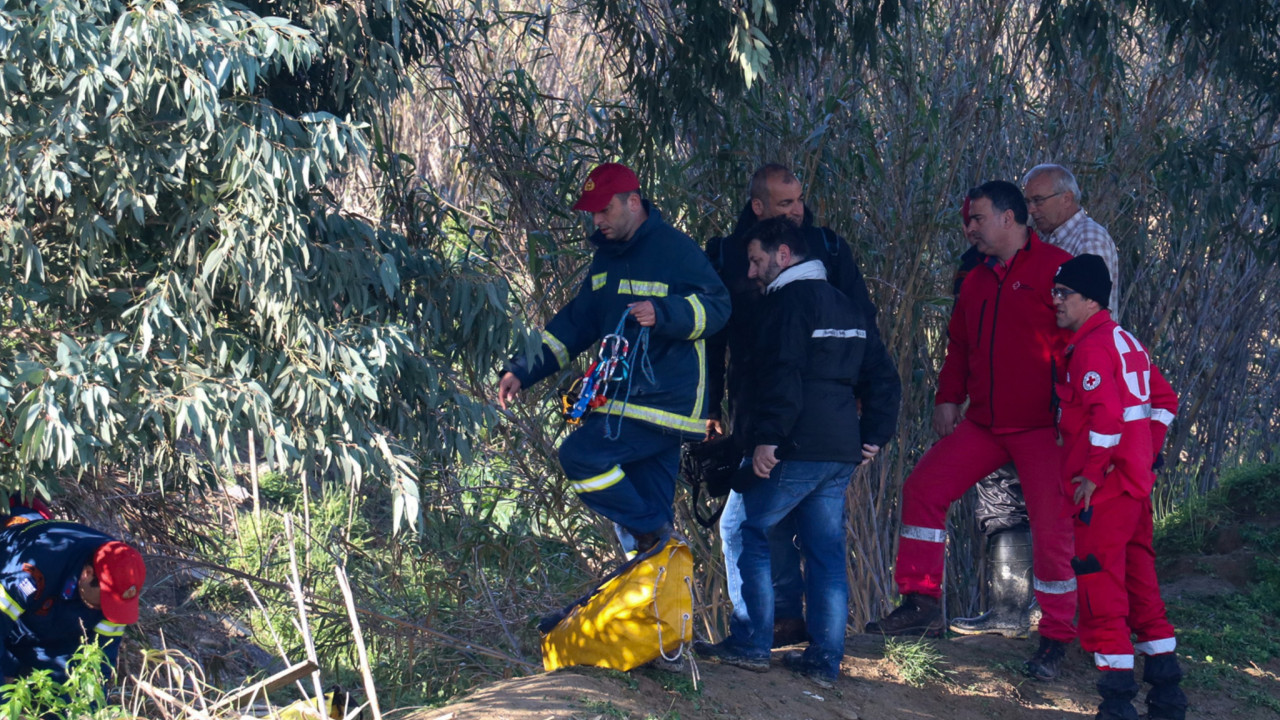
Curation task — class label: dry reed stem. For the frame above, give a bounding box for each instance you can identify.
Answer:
[334,564,384,720]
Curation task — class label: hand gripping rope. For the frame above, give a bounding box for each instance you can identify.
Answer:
[560,309,655,440]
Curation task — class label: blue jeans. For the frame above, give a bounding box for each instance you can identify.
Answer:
[726,460,855,674]
[720,491,805,624]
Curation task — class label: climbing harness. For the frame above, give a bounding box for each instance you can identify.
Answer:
[560,309,655,439]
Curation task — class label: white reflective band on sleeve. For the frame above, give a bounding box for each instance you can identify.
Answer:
[1033,576,1077,594]
[0,586,21,621]
[1151,408,1176,426]
[569,466,626,493]
[1123,404,1152,421]
[1094,653,1135,670]
[812,329,866,338]
[1134,637,1177,656]
[900,525,947,543]
[95,620,127,637]
[1089,431,1122,448]
[541,330,570,368]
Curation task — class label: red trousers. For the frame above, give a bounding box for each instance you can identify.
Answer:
[895,421,1077,642]
[1074,493,1176,669]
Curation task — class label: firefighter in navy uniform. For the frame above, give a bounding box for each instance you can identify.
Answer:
[0,520,146,691]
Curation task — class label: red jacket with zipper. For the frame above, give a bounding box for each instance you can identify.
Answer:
[936,231,1071,429]
[1055,310,1178,506]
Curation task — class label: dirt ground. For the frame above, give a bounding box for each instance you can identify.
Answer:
[401,629,1279,720]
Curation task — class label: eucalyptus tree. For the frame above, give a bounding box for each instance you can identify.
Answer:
[0,0,509,529]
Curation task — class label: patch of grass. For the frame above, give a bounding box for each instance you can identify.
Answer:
[647,667,700,699]
[1219,464,1280,517]
[1242,687,1280,714]
[883,637,949,687]
[1167,588,1280,666]
[580,697,629,718]
[598,667,640,690]
[1154,463,1280,556]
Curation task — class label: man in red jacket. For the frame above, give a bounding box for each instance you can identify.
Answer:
[866,181,1077,681]
[1052,254,1186,720]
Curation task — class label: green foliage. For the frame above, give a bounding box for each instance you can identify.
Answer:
[1166,584,1280,666]
[0,0,510,531]
[883,638,948,687]
[1155,463,1280,556]
[0,640,127,719]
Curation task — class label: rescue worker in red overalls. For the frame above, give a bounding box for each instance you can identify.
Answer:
[1052,254,1187,720]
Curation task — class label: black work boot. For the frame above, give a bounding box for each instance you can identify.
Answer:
[630,522,673,556]
[1024,635,1068,680]
[950,528,1034,638]
[864,594,944,637]
[772,616,809,648]
[1142,653,1188,720]
[1096,669,1140,719]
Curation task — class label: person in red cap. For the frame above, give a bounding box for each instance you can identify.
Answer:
[498,162,729,557]
[0,519,145,692]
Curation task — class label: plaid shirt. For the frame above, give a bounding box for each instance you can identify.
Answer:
[1044,209,1119,312]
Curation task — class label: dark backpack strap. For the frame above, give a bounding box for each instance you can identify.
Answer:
[706,235,726,274]
[690,480,726,529]
[819,227,841,283]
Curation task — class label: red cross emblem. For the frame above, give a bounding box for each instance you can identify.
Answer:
[1114,328,1150,399]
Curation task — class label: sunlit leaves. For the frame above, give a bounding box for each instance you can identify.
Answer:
[0,0,509,533]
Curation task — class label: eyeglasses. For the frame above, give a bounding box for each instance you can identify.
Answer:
[1050,287,1079,300]
[1025,192,1063,206]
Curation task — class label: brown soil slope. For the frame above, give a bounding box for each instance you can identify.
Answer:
[402,630,1278,720]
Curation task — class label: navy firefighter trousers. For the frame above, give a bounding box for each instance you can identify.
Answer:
[557,414,681,538]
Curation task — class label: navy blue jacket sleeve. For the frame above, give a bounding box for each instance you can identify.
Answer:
[506,277,598,388]
[703,236,728,420]
[650,240,730,342]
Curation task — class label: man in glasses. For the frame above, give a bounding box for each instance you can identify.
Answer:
[1051,254,1185,720]
[1023,164,1118,310]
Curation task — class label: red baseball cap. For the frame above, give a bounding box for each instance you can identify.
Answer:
[94,541,146,624]
[572,163,640,213]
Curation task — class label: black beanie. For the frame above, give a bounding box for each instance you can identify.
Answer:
[1054,254,1111,309]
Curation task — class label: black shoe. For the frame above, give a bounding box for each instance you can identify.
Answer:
[1096,668,1140,719]
[692,639,769,672]
[865,594,944,637]
[630,522,673,555]
[537,607,568,633]
[780,650,838,686]
[772,617,809,648]
[1143,653,1187,720]
[1025,636,1068,681]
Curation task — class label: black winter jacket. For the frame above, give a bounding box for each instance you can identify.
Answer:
[705,203,880,430]
[744,261,901,462]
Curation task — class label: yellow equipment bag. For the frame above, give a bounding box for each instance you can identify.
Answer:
[541,538,694,672]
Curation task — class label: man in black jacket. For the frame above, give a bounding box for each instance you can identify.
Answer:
[705,164,883,647]
[696,218,901,681]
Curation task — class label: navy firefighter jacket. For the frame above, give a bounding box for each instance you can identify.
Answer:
[0,520,126,679]
[508,203,731,438]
